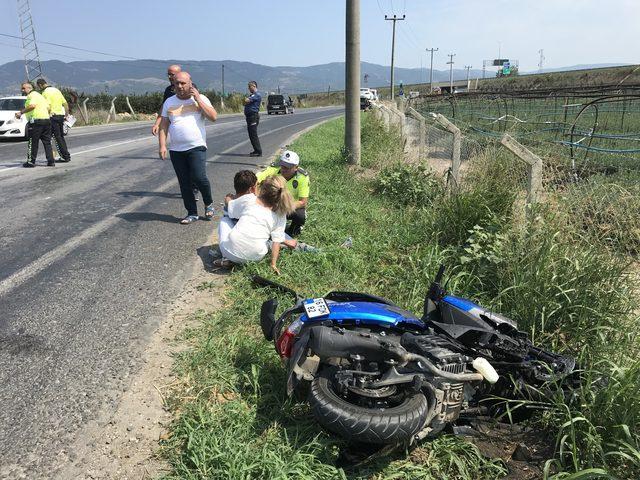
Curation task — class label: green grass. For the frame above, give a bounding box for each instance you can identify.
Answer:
[162,113,640,479]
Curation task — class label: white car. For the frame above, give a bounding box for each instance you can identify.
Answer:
[360,88,374,100]
[0,96,28,140]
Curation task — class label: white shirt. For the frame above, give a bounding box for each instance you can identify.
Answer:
[227,193,257,219]
[223,204,286,262]
[161,94,212,151]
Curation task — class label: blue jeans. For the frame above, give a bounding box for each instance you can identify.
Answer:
[169,146,213,216]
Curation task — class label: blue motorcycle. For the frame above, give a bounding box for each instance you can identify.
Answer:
[254,266,576,445]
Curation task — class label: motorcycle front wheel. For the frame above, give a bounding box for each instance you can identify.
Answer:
[308,367,429,444]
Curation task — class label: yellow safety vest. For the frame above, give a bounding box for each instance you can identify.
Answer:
[42,86,67,115]
[25,91,50,120]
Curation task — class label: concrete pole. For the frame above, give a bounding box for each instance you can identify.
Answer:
[447,53,456,93]
[385,14,405,100]
[426,48,438,93]
[345,0,361,165]
[464,65,472,90]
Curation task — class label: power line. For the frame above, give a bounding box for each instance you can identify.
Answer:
[0,32,139,60]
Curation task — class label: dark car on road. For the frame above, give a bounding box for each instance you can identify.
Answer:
[267,94,294,115]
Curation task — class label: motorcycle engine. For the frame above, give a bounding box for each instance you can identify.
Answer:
[401,333,473,437]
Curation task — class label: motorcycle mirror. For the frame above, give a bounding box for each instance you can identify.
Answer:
[252,275,301,303]
[434,265,446,285]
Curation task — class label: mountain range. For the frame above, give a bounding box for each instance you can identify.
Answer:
[0,59,630,96]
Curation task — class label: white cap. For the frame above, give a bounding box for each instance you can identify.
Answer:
[279,150,299,167]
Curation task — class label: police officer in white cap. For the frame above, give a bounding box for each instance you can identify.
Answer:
[256,150,309,236]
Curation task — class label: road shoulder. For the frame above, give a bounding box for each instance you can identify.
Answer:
[55,236,226,480]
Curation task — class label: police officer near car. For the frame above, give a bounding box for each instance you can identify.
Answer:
[244,80,262,157]
[36,78,71,162]
[256,150,309,236]
[16,82,55,168]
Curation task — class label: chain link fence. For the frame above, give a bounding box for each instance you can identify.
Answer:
[373,87,640,254]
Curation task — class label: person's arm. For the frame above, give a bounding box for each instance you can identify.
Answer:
[294,175,310,210]
[158,117,170,160]
[270,241,281,275]
[63,100,71,116]
[295,197,308,210]
[151,115,163,136]
[191,87,217,121]
[15,103,35,118]
[152,93,168,136]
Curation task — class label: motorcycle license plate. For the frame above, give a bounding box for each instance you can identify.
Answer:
[303,298,330,318]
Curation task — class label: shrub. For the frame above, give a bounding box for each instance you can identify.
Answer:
[374,162,443,207]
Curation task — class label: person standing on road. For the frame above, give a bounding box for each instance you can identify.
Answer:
[36,78,71,163]
[158,72,218,224]
[244,80,262,157]
[152,64,200,200]
[15,82,55,168]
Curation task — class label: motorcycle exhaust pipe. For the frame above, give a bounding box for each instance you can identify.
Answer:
[307,326,408,363]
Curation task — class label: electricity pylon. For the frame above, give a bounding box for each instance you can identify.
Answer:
[17,0,43,81]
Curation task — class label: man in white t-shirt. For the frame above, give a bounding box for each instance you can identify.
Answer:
[158,72,218,224]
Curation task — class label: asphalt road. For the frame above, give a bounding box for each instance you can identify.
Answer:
[0,106,342,478]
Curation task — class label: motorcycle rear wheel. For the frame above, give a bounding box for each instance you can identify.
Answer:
[309,368,429,444]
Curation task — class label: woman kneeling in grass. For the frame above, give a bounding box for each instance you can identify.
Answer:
[214,175,295,274]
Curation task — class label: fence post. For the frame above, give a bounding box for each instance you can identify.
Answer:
[125,96,135,116]
[79,98,89,125]
[106,96,117,124]
[430,113,462,189]
[500,134,543,207]
[380,105,390,130]
[407,107,426,160]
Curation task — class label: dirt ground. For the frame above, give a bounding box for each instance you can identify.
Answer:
[56,235,227,480]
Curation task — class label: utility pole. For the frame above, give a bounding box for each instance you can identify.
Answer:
[385,14,405,99]
[464,65,472,90]
[17,0,43,81]
[221,64,225,96]
[447,53,456,93]
[345,0,361,165]
[426,47,438,93]
[538,49,545,72]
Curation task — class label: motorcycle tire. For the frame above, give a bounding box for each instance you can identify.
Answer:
[309,368,429,444]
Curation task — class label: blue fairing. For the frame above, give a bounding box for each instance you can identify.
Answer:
[301,301,426,329]
[443,295,480,312]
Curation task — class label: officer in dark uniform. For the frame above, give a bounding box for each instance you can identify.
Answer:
[256,150,309,236]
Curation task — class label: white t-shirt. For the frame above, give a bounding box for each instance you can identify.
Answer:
[161,94,212,152]
[227,193,257,219]
[222,204,286,262]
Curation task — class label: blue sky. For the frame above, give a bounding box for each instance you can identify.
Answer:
[0,0,638,72]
